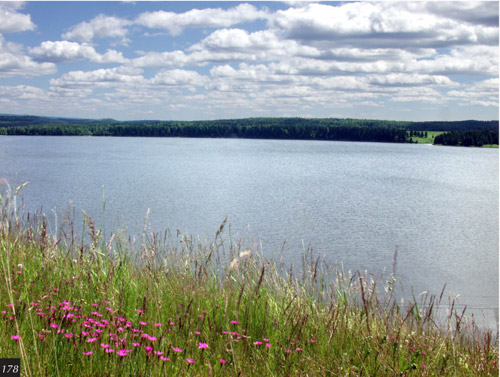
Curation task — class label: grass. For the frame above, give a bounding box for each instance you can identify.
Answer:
[0,182,498,376]
[407,131,444,144]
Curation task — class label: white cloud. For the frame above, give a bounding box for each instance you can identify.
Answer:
[152,69,208,87]
[0,2,35,33]
[30,41,127,64]
[50,66,145,89]
[62,14,131,43]
[269,2,499,48]
[135,3,268,35]
[0,35,56,78]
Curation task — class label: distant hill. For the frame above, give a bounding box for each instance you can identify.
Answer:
[0,114,118,127]
[0,114,497,145]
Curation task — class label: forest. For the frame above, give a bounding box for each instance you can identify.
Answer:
[0,115,497,146]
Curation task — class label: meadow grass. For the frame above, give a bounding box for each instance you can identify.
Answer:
[0,183,498,376]
[406,131,443,144]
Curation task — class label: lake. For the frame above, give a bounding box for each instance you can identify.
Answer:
[0,136,498,330]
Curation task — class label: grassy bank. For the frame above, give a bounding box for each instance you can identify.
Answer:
[1,184,498,376]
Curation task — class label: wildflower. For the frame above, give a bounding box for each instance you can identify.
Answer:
[117,349,131,357]
[296,347,303,351]
[199,342,208,349]
[310,339,316,343]
[50,323,58,328]
[265,343,271,348]
[253,341,262,345]
[136,309,143,314]
[65,333,73,338]
[101,343,110,348]
[132,342,140,347]
[154,323,162,327]
[230,320,238,324]
[160,356,170,361]
[105,348,114,353]
[284,349,292,353]
[87,337,97,343]
[219,359,227,364]
[144,346,153,354]
[81,331,90,336]
[11,335,20,340]
[37,334,44,339]
[83,351,93,355]
[140,321,147,326]
[263,338,269,341]
[154,351,164,355]
[30,302,38,306]
[186,358,195,364]
[195,331,201,335]
[172,347,183,352]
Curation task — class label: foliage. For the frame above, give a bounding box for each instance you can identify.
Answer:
[0,183,498,376]
[434,130,499,147]
[1,115,498,144]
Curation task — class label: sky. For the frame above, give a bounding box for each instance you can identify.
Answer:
[0,1,498,121]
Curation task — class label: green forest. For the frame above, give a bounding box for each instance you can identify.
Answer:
[0,115,497,146]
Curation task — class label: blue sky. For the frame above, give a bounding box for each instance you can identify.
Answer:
[0,1,498,121]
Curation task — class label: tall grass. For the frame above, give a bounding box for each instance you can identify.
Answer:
[1,182,498,376]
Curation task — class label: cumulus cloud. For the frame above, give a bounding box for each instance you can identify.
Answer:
[0,2,35,33]
[50,66,145,89]
[30,40,127,64]
[135,3,268,35]
[0,35,56,78]
[62,14,131,43]
[269,2,499,48]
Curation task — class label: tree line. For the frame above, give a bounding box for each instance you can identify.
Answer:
[433,130,499,147]
[0,115,497,145]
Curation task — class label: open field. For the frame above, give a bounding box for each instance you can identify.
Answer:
[1,184,498,376]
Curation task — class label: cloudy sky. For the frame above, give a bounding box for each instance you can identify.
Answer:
[0,1,498,121]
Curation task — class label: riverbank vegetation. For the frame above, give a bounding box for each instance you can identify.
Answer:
[1,183,498,376]
[0,115,498,146]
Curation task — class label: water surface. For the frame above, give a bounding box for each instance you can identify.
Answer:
[0,136,498,329]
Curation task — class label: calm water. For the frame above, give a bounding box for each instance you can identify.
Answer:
[0,136,498,329]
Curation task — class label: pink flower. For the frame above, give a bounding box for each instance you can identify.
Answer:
[87,337,97,343]
[145,346,153,354]
[219,359,227,364]
[310,339,316,343]
[198,342,208,349]
[265,343,271,348]
[105,348,114,353]
[140,321,147,326]
[172,347,183,352]
[160,356,170,361]
[284,349,292,353]
[154,351,164,355]
[65,333,73,338]
[117,349,130,357]
[186,358,195,364]
[11,335,20,340]
[253,341,262,345]
[136,309,143,314]
[101,343,110,348]
[194,331,201,335]
[37,334,45,339]
[296,347,303,351]
[154,323,162,327]
[132,342,140,347]
[230,320,238,324]
[50,323,58,328]
[83,351,93,355]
